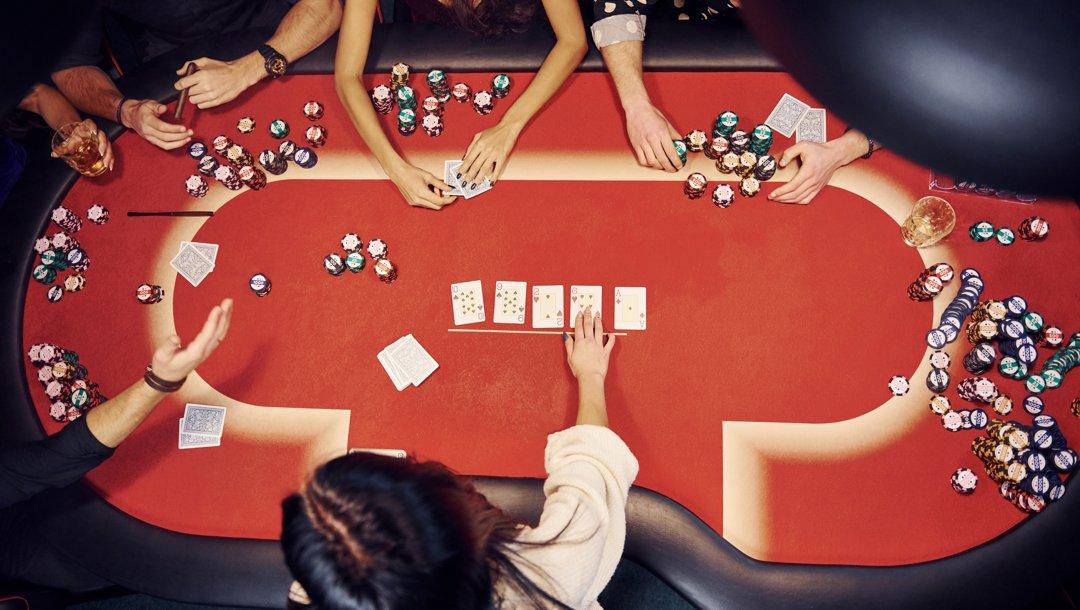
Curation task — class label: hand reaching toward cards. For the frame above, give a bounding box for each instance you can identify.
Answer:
[625,103,683,172]
[564,309,616,382]
[151,299,233,383]
[120,99,193,150]
[770,132,869,204]
[459,121,522,185]
[387,160,456,210]
[174,55,263,109]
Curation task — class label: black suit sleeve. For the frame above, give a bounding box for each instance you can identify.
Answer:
[0,416,114,510]
[51,3,106,72]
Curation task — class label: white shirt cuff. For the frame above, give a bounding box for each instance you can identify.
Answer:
[591,14,647,49]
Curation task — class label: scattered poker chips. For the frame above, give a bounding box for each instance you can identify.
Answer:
[136,283,164,304]
[396,85,417,111]
[324,253,345,276]
[371,85,394,115]
[249,274,271,297]
[367,238,388,259]
[397,109,417,136]
[390,63,410,91]
[237,116,256,133]
[341,233,362,252]
[683,173,707,199]
[269,119,290,139]
[684,129,707,152]
[185,174,209,197]
[188,141,207,158]
[713,110,738,138]
[704,136,729,160]
[325,232,393,283]
[472,90,494,115]
[259,150,287,175]
[294,147,318,169]
[672,140,688,165]
[968,221,996,242]
[305,125,327,148]
[213,166,242,190]
[754,155,777,180]
[427,70,451,103]
[451,82,471,103]
[238,166,267,190]
[907,262,953,302]
[994,227,1015,245]
[374,259,397,283]
[26,344,106,422]
[950,468,977,494]
[739,176,761,197]
[491,73,512,98]
[888,375,910,396]
[422,114,444,137]
[303,100,325,120]
[1018,216,1049,241]
[926,268,982,349]
[711,184,735,208]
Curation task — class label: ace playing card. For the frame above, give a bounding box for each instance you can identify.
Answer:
[613,287,647,330]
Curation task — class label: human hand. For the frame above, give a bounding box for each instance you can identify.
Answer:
[458,121,521,186]
[174,55,263,109]
[51,119,114,171]
[563,308,615,382]
[151,299,233,383]
[121,99,192,150]
[386,159,456,210]
[769,140,851,204]
[625,102,683,172]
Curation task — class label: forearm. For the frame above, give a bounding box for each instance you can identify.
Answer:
[600,41,650,112]
[18,84,82,131]
[336,77,402,170]
[51,67,125,124]
[575,375,609,427]
[85,378,168,448]
[231,0,345,90]
[500,37,585,131]
[833,129,879,165]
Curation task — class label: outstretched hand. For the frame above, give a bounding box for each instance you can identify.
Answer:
[563,308,615,382]
[152,299,233,382]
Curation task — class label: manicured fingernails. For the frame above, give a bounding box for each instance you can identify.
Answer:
[562,332,568,341]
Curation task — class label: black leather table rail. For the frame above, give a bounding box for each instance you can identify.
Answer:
[1,23,1076,610]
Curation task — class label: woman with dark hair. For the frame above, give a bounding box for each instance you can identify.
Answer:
[282,308,637,609]
[334,0,587,209]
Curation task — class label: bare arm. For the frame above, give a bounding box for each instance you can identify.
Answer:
[564,310,615,428]
[600,40,682,171]
[19,84,82,130]
[770,129,880,205]
[458,0,587,184]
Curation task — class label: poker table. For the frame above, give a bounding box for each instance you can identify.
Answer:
[3,24,1080,610]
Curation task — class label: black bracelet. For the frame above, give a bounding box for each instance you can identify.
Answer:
[144,365,186,393]
[863,136,876,159]
[115,96,129,127]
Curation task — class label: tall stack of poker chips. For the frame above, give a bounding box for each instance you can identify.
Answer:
[294,148,318,169]
[427,70,451,102]
[225,143,254,167]
[472,90,494,115]
[736,152,758,177]
[371,85,394,115]
[728,130,750,154]
[754,155,777,180]
[396,85,417,111]
[907,262,953,301]
[86,204,108,225]
[704,136,729,160]
[390,63,410,91]
[749,124,773,156]
[739,176,761,197]
[713,110,738,138]
[27,344,106,423]
[492,74,512,99]
[926,268,983,349]
[213,166,242,190]
[422,96,443,117]
[305,125,327,148]
[185,174,210,197]
[964,343,996,374]
[683,173,707,199]
[1018,216,1049,241]
[452,83,471,103]
[239,166,267,190]
[421,114,444,137]
[51,206,82,233]
[711,184,735,208]
[259,150,288,175]
[684,130,707,153]
[397,109,416,136]
[718,152,739,175]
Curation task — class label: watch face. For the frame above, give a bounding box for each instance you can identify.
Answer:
[268,57,287,76]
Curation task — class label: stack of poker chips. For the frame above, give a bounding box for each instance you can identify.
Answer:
[739,176,761,197]
[749,124,773,156]
[259,150,288,175]
[371,85,395,115]
[427,70,451,103]
[926,268,983,349]
[27,344,106,423]
[974,418,1074,512]
[950,468,978,494]
[422,114,444,137]
[492,74,512,99]
[249,273,271,297]
[472,90,494,115]
[1031,332,1080,394]
[86,204,109,225]
[957,376,999,405]
[197,155,220,176]
[1038,326,1064,348]
[683,173,707,199]
[963,343,997,374]
[185,174,210,197]
[367,238,388,259]
[422,96,443,117]
[711,184,735,208]
[226,143,254,167]
[754,155,777,181]
[452,83,471,103]
[390,63,410,92]
[305,125,327,148]
[704,136,729,160]
[51,206,82,233]
[214,165,242,190]
[684,130,707,153]
[968,221,1017,245]
[32,213,92,302]
[672,140,688,165]
[713,110,738,138]
[374,259,398,284]
[1071,397,1080,418]
[239,166,267,190]
[736,152,757,177]
[237,116,256,133]
[995,227,1016,245]
[1018,216,1049,241]
[397,109,417,136]
[304,100,325,121]
[728,130,750,155]
[269,119,290,139]
[341,233,367,273]
[717,152,739,175]
[396,85,417,111]
[279,140,298,161]
[926,350,951,392]
[294,147,318,169]
[137,283,164,304]
[907,262,954,302]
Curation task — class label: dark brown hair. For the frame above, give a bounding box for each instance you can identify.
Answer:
[443,0,538,39]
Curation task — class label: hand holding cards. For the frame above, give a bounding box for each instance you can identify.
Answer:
[377,334,439,391]
[170,241,219,287]
[444,160,492,200]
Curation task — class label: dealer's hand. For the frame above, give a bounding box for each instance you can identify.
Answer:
[386,159,456,210]
[152,299,233,382]
[458,120,521,186]
[564,308,615,382]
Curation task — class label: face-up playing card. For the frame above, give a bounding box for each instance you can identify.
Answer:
[181,403,227,436]
[796,108,827,143]
[180,241,219,264]
[765,93,811,138]
[444,161,465,196]
[532,285,564,329]
[451,280,485,325]
[569,285,602,327]
[171,243,215,287]
[388,334,439,386]
[613,287,647,330]
[179,419,220,449]
[493,281,527,324]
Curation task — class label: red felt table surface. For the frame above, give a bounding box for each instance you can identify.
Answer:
[21,72,1080,566]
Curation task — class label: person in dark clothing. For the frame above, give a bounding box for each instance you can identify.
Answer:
[50,0,341,152]
[0,299,233,589]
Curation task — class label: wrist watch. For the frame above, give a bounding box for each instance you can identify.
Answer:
[258,44,288,79]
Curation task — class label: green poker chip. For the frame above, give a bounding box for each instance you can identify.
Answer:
[672,139,688,164]
[970,221,996,242]
[995,227,1016,245]
[268,119,290,139]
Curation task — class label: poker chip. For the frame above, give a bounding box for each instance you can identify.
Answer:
[345,251,367,273]
[213,166,242,190]
[269,119,290,139]
[50,206,83,233]
[737,151,758,177]
[187,141,207,158]
[926,368,950,392]
[422,114,444,137]
[683,173,707,199]
[1004,295,1027,317]
[259,150,287,175]
[1054,449,1077,472]
[63,274,85,293]
[684,129,708,152]
[926,329,948,349]
[249,273,271,297]
[303,100,325,120]
[1025,374,1046,394]
[739,176,761,197]
[968,221,996,242]
[492,73,512,98]
[950,468,977,494]
[198,155,220,176]
[994,227,1015,245]
[992,394,1013,415]
[451,82,471,103]
[305,125,327,148]
[713,110,738,138]
[728,130,749,155]
[46,285,64,303]
[422,96,443,116]
[374,258,397,283]
[704,136,729,160]
[717,151,739,174]
[672,140,688,165]
[888,375,910,396]
[963,343,995,374]
[212,135,232,154]
[1022,395,1045,415]
[294,148,318,169]
[237,116,256,133]
[969,408,988,429]
[1017,216,1049,241]
[711,184,736,208]
[279,140,298,161]
[941,410,963,431]
[908,263,953,301]
[371,85,394,115]
[239,166,267,190]
[341,233,362,252]
[226,143,254,167]
[136,283,164,304]
[1072,397,1080,419]
[754,155,777,180]
[472,90,494,115]
[1038,326,1063,348]
[749,124,773,156]
[324,253,345,276]
[367,238,388,259]
[426,70,451,103]
[929,395,951,415]
[397,108,417,136]
[185,174,209,197]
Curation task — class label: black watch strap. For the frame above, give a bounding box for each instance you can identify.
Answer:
[258,44,287,78]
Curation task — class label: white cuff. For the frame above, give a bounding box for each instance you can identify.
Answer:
[591,14,647,49]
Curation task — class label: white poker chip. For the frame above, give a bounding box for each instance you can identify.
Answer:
[341,233,362,252]
[929,350,951,369]
[951,468,978,494]
[926,329,948,349]
[941,411,963,431]
[366,238,388,259]
[929,395,951,415]
[888,375,910,396]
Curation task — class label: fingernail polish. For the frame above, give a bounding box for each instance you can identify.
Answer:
[469,182,476,189]
[562,332,568,340]
[456,173,462,180]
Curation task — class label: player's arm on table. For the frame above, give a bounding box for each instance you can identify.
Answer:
[335,0,454,209]
[86,299,232,447]
[174,0,342,109]
[19,84,113,171]
[458,0,587,185]
[563,309,615,427]
[770,128,880,204]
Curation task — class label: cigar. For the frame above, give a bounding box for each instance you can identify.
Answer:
[174,62,197,120]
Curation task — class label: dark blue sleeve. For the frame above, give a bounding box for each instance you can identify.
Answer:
[51,3,106,72]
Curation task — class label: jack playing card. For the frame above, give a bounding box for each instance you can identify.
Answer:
[765,93,811,138]
[493,281,527,324]
[170,243,215,287]
[532,285,564,329]
[796,108,827,143]
[613,287,647,330]
[451,280,485,325]
[568,285,602,326]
